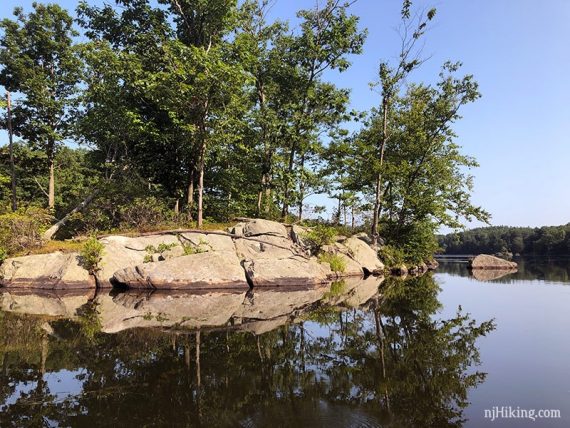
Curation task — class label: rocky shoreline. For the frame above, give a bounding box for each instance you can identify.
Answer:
[0,219,435,291]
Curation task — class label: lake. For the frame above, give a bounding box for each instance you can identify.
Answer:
[0,258,569,427]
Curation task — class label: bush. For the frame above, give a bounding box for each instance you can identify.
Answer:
[303,225,336,254]
[378,245,406,268]
[318,252,347,273]
[0,247,7,263]
[79,237,104,273]
[0,207,53,254]
[119,196,173,232]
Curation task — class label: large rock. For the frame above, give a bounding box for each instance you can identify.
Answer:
[113,251,249,290]
[469,254,517,270]
[0,289,95,317]
[0,252,95,289]
[342,236,385,275]
[321,244,365,277]
[96,290,247,333]
[244,256,332,287]
[179,232,236,253]
[95,235,180,287]
[242,219,289,238]
[234,235,299,260]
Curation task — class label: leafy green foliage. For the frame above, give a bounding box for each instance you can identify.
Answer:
[0,207,52,254]
[79,237,104,273]
[302,225,336,253]
[318,252,347,273]
[439,224,570,256]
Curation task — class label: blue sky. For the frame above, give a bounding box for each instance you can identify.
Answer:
[1,0,569,228]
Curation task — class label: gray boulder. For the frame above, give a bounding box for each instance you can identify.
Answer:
[342,236,385,275]
[113,250,249,290]
[243,218,289,238]
[0,252,95,289]
[95,235,180,287]
[243,256,332,287]
[469,254,517,270]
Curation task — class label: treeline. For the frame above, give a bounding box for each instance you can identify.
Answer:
[0,0,488,262]
[439,224,570,256]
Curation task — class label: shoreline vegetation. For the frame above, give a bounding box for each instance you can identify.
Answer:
[0,0,489,277]
[0,218,440,290]
[439,224,570,258]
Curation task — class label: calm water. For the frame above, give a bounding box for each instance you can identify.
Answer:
[0,258,569,427]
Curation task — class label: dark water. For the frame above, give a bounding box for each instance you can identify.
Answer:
[0,259,569,427]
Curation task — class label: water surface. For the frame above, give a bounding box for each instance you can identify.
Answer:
[1,259,569,427]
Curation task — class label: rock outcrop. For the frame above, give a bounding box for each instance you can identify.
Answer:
[243,256,332,287]
[113,251,249,290]
[0,219,388,291]
[342,236,384,275]
[95,235,181,287]
[469,254,517,270]
[0,252,95,289]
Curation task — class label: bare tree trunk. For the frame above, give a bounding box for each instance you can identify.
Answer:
[48,149,55,210]
[197,142,206,228]
[297,154,305,222]
[371,99,389,247]
[187,167,195,221]
[42,189,100,240]
[264,173,272,215]
[6,91,17,212]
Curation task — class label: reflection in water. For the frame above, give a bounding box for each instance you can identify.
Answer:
[439,257,570,284]
[0,275,494,427]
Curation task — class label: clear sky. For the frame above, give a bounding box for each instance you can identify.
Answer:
[1,0,569,228]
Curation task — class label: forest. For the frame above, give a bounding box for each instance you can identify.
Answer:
[0,0,488,263]
[439,224,570,256]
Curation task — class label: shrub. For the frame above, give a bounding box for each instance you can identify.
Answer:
[118,196,174,232]
[303,225,336,254]
[0,247,7,263]
[378,245,406,268]
[0,207,53,254]
[80,237,105,273]
[318,252,347,273]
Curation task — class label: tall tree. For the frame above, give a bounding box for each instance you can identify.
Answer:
[0,3,81,210]
[278,0,366,219]
[368,5,436,244]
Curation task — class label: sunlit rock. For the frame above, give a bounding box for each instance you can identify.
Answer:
[113,251,249,290]
[469,254,517,270]
[0,252,95,289]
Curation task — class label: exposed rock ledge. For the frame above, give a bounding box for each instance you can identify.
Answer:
[468,254,518,270]
[0,219,386,290]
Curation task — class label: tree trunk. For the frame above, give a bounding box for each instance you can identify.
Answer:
[187,167,195,221]
[264,173,272,215]
[197,142,206,228]
[371,98,389,247]
[42,189,100,241]
[281,140,296,218]
[48,150,55,210]
[297,154,305,222]
[6,92,17,212]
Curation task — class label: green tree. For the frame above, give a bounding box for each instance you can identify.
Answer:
[0,3,82,209]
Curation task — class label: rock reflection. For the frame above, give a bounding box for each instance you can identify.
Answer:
[0,274,494,427]
[471,268,518,282]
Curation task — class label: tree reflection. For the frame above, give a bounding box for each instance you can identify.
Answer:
[0,274,494,427]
